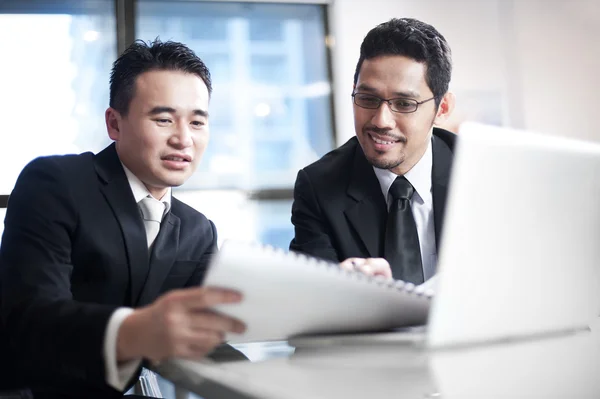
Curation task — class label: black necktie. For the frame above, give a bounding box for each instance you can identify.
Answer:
[384,176,424,283]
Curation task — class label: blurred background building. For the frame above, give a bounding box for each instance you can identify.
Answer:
[0,0,598,249]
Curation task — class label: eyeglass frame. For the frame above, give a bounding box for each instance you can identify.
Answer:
[351,92,437,114]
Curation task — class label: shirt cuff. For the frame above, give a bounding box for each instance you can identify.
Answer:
[104,308,142,391]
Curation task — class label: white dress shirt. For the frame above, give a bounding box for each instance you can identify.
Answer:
[372,138,437,281]
[103,164,171,390]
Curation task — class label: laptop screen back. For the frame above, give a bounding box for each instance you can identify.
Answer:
[428,122,600,348]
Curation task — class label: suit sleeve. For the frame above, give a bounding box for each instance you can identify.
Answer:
[289,169,340,262]
[0,157,117,385]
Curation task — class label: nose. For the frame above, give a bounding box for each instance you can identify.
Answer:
[169,125,193,149]
[370,101,395,129]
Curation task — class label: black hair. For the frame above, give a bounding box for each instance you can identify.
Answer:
[109,39,212,115]
[354,18,452,105]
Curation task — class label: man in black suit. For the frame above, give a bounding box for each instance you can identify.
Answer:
[0,40,246,398]
[290,18,456,282]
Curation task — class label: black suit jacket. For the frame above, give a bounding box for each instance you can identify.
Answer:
[0,144,217,398]
[290,128,456,263]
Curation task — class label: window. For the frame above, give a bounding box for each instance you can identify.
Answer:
[0,0,117,194]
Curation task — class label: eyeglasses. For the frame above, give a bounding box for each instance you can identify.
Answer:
[352,92,436,113]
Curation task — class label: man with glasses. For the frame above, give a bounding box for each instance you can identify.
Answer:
[290,18,456,284]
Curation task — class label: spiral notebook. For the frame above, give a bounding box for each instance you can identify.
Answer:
[202,241,431,343]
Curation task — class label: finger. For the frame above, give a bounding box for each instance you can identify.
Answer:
[363,258,393,279]
[191,329,225,347]
[176,330,225,359]
[177,286,243,310]
[356,264,375,276]
[185,344,216,360]
[189,310,246,334]
[184,345,212,360]
[339,261,354,272]
[340,257,365,271]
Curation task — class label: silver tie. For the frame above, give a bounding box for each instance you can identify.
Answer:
[135,197,166,398]
[138,196,165,249]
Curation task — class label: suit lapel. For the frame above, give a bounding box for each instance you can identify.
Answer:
[137,212,180,306]
[95,144,149,306]
[344,141,388,257]
[431,134,454,250]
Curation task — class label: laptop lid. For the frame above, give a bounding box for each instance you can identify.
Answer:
[428,122,600,348]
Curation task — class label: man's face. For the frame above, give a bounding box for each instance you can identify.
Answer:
[353,55,449,175]
[106,69,210,199]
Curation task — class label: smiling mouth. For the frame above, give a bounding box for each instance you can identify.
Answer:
[162,156,190,162]
[368,132,402,145]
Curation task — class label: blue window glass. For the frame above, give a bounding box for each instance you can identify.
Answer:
[0,0,117,193]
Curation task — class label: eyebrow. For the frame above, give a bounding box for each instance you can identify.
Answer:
[194,109,209,118]
[355,84,420,99]
[148,106,209,118]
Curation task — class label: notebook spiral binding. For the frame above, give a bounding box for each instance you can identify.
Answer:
[224,241,434,300]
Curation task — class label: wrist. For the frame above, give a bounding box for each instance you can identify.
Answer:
[116,309,145,362]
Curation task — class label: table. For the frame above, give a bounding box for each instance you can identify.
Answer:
[157,319,600,399]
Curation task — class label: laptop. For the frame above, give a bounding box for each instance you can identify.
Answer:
[427,122,600,348]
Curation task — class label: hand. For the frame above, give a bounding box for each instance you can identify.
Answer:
[117,286,245,364]
[340,257,393,279]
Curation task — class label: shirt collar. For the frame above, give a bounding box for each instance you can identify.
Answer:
[121,163,172,215]
[373,137,433,204]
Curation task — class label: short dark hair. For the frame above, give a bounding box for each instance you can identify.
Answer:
[353,18,452,105]
[109,39,212,115]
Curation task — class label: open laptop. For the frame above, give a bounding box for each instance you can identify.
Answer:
[427,122,600,348]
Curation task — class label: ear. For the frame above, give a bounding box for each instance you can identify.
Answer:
[105,107,123,141]
[433,92,455,126]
